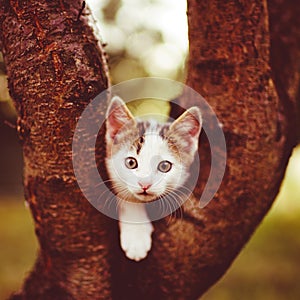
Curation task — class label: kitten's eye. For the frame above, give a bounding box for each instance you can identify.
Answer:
[125,157,138,169]
[158,160,172,173]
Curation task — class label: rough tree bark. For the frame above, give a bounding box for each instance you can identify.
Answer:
[175,0,298,297]
[0,0,299,300]
[0,1,115,299]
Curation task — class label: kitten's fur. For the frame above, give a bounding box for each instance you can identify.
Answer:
[105,96,202,261]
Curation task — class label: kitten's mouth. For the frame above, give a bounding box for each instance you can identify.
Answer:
[138,191,149,195]
[137,191,152,197]
[135,191,156,201]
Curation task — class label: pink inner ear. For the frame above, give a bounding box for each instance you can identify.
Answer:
[189,124,200,137]
[106,100,133,139]
[107,111,123,139]
[186,114,200,137]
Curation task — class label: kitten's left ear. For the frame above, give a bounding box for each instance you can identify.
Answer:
[169,106,202,152]
[106,96,135,140]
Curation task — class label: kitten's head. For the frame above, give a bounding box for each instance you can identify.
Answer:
[105,96,202,202]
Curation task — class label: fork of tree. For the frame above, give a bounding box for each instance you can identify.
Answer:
[0,0,298,299]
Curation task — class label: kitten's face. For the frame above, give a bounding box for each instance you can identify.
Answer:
[105,97,202,203]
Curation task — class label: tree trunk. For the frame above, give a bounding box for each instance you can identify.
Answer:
[0,0,298,300]
[0,1,115,299]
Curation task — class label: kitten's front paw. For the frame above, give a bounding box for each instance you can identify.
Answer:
[120,223,153,261]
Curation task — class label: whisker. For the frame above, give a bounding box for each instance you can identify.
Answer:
[97,188,112,206]
[165,198,174,225]
[165,197,173,219]
[165,191,184,220]
[104,193,118,212]
[169,192,184,220]
[94,179,115,188]
[169,195,179,216]
[156,195,165,219]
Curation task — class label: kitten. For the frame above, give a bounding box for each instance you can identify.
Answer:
[105,96,202,261]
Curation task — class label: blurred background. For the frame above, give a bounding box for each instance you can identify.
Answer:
[0,0,299,299]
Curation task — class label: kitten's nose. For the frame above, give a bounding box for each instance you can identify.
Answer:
[138,182,152,191]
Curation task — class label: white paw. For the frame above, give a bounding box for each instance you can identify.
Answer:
[120,223,153,261]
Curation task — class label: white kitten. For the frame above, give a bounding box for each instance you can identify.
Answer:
[105,96,202,261]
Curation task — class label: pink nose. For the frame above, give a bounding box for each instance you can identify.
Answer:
[138,182,152,191]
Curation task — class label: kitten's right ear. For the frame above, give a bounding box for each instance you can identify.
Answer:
[106,96,135,140]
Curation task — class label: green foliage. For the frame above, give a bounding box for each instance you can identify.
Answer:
[0,198,38,299]
[202,212,300,300]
